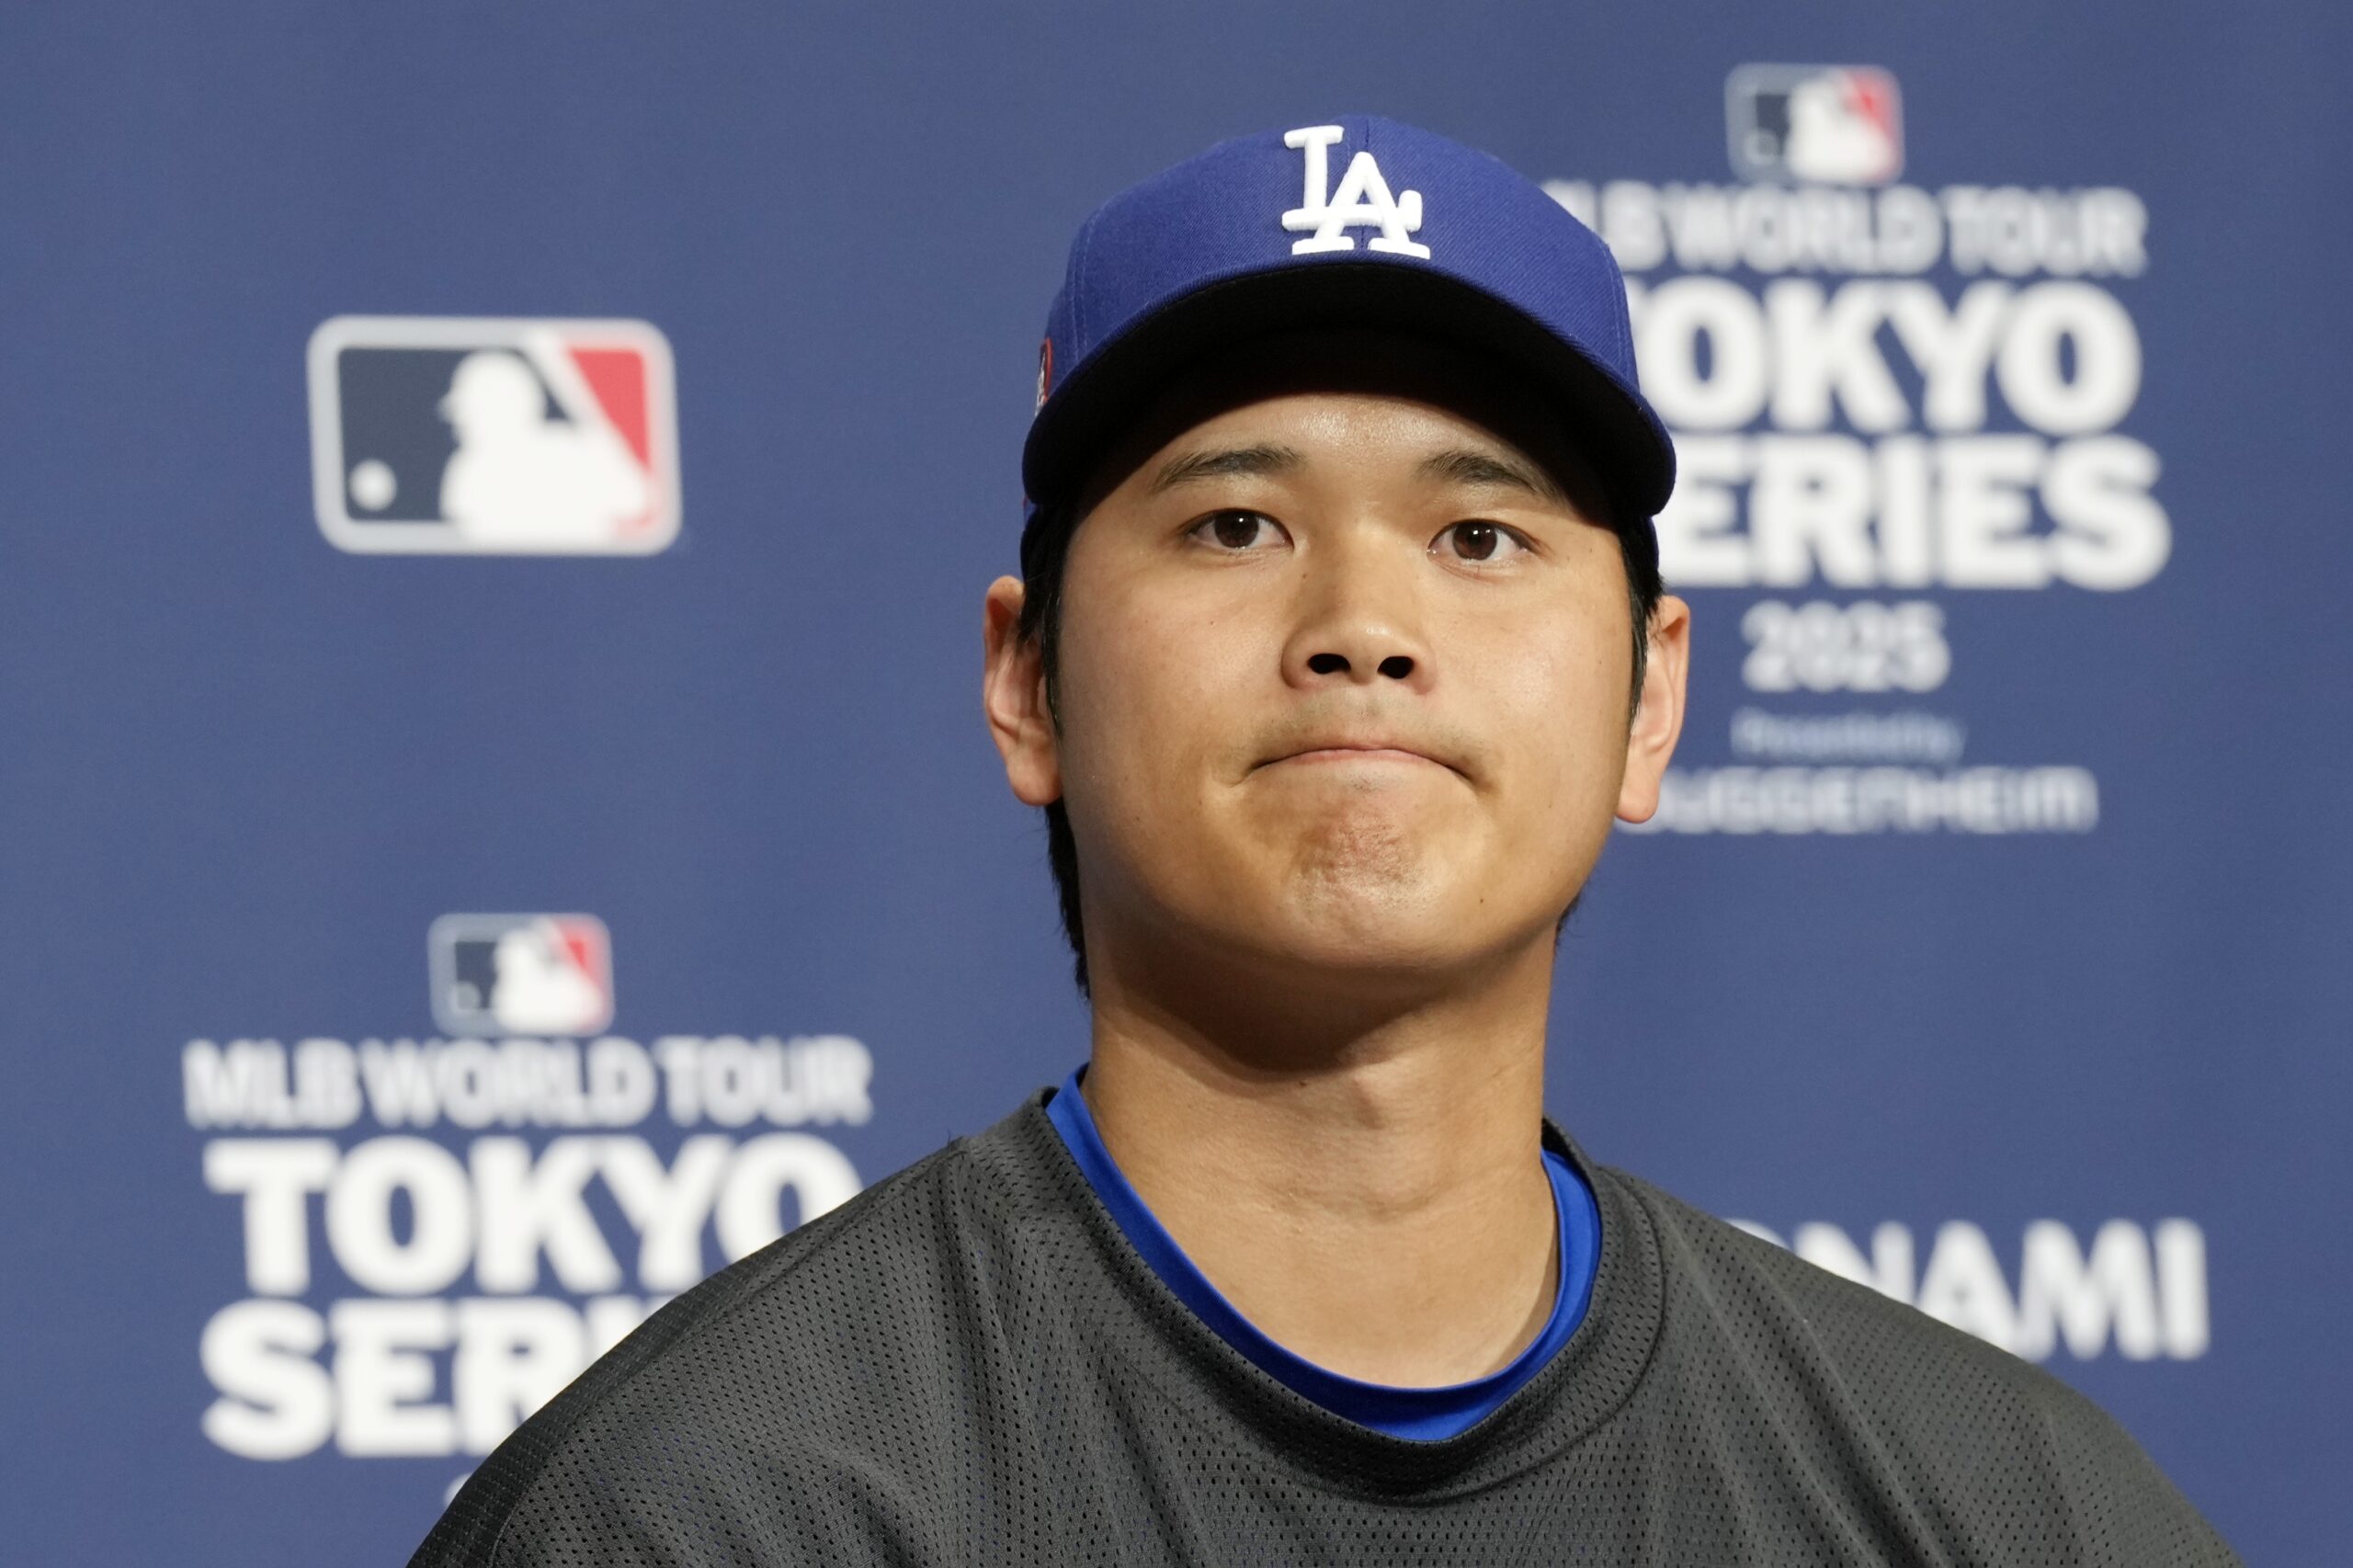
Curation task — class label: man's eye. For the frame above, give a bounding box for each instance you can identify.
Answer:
[1435,520,1529,563]
[1188,509,1286,551]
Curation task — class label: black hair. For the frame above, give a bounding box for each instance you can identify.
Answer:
[1014,494,1665,997]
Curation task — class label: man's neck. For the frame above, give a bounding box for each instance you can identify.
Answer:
[1078,936,1561,1388]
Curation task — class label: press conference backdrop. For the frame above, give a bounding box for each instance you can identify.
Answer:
[4,4,2345,1562]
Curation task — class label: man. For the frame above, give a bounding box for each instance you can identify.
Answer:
[411,117,2236,1566]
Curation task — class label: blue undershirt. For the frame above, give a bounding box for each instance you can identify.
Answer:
[1044,1066,1600,1442]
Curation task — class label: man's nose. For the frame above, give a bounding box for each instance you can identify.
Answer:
[1279,533,1435,692]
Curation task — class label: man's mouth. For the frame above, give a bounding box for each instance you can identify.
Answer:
[1256,737,1467,779]
[1279,745,1438,766]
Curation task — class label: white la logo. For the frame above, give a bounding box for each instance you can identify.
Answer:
[1281,125,1431,259]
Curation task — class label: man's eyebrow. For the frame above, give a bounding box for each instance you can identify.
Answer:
[1416,447,1568,505]
[1146,444,1302,495]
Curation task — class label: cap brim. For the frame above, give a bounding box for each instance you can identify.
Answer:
[1021,259,1674,562]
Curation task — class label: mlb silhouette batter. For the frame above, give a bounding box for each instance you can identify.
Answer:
[485,922,607,1038]
[439,350,649,549]
[1784,74,1899,184]
[409,117,2237,1565]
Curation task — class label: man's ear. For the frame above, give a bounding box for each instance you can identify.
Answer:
[1617,593,1690,824]
[983,575,1063,807]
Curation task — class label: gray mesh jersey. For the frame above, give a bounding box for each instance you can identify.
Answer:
[410,1092,2238,1567]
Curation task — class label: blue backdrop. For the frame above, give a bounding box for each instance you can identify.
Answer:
[4,4,2343,1562]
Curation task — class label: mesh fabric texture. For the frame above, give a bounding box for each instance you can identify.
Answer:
[409,1091,2238,1566]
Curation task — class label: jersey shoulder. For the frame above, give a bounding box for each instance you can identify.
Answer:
[1599,1165,2240,1566]
[407,1105,1046,1568]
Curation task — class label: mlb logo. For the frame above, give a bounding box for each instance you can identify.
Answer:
[428,914,615,1037]
[1726,65,1904,186]
[308,316,680,554]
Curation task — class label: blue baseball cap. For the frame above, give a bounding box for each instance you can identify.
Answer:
[1021,115,1675,574]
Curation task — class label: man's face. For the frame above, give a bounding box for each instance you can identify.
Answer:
[987,335,1688,996]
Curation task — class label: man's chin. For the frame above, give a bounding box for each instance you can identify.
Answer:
[1095,887,1549,1039]
[1219,896,1506,988]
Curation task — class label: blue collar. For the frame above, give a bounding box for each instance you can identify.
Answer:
[1045,1066,1599,1442]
